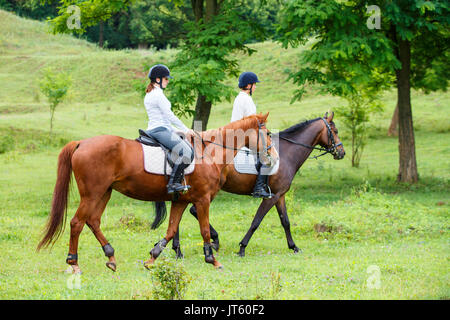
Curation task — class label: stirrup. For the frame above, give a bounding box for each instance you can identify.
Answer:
[167,183,191,194]
[252,184,272,199]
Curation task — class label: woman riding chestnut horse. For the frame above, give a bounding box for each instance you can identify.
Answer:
[37,65,278,273]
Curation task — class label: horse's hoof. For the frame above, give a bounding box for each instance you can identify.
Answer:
[212,240,220,252]
[205,256,215,264]
[237,250,245,258]
[292,247,302,254]
[106,262,116,272]
[143,258,155,270]
[173,247,184,259]
[71,265,82,274]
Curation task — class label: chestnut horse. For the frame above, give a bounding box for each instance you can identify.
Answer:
[160,112,345,258]
[37,113,277,273]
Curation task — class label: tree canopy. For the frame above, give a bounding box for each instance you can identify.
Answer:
[276,0,449,182]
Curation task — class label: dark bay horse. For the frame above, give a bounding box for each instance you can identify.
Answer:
[37,113,278,273]
[158,112,345,258]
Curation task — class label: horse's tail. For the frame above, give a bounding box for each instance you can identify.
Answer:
[37,141,79,251]
[150,201,167,229]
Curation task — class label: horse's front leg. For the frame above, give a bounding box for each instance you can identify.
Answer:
[194,198,223,269]
[172,228,184,259]
[238,195,279,257]
[144,201,188,269]
[189,205,220,251]
[171,204,220,259]
[275,194,300,253]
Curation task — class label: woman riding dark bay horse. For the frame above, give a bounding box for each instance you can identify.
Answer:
[163,112,345,258]
[37,113,278,273]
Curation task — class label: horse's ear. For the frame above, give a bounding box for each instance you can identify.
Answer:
[326,110,334,122]
[261,112,269,122]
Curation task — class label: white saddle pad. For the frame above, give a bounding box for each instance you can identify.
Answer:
[141,144,195,175]
[233,147,279,175]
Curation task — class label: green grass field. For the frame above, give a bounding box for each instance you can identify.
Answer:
[0,10,449,300]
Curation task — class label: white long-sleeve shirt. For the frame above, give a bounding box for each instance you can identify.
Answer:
[230,91,257,122]
[144,85,189,133]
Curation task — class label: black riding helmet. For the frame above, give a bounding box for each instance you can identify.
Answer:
[238,71,260,95]
[148,64,173,89]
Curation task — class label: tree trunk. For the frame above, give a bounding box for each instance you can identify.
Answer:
[388,103,399,136]
[50,108,55,136]
[351,127,356,167]
[191,0,203,22]
[99,20,104,48]
[192,94,212,130]
[191,0,218,130]
[205,0,219,21]
[138,43,148,50]
[395,38,418,183]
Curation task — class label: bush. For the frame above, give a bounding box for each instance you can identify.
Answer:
[335,91,383,167]
[149,258,191,300]
[39,67,71,135]
[118,213,149,232]
[0,134,14,154]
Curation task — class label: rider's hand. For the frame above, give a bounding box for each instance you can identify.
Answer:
[186,129,196,136]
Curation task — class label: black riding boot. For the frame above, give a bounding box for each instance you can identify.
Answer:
[167,163,191,194]
[252,172,272,198]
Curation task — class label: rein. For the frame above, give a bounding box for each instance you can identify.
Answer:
[191,120,273,157]
[278,118,342,159]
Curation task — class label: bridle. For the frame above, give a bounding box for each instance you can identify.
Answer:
[191,120,273,160]
[278,117,343,159]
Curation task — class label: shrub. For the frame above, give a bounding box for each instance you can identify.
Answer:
[0,134,14,154]
[335,91,383,167]
[149,258,191,300]
[39,67,71,135]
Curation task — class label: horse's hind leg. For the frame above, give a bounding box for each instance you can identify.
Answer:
[66,199,93,274]
[85,188,116,271]
[67,191,112,274]
[145,201,188,269]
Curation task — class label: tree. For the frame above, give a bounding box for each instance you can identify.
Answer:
[0,0,58,19]
[41,0,132,35]
[39,67,71,135]
[127,0,192,49]
[168,1,267,129]
[336,89,383,167]
[277,0,449,183]
[42,0,271,130]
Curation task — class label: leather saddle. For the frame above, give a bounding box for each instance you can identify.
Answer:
[137,129,162,147]
[136,129,176,167]
[136,129,195,168]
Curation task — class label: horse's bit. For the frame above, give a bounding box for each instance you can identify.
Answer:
[278,117,343,159]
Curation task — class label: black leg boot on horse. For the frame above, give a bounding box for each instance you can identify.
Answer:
[252,161,272,199]
[167,162,191,194]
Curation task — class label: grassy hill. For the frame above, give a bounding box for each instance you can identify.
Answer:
[0,10,448,299]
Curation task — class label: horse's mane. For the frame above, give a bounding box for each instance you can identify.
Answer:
[198,114,265,139]
[221,114,264,131]
[278,117,322,138]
